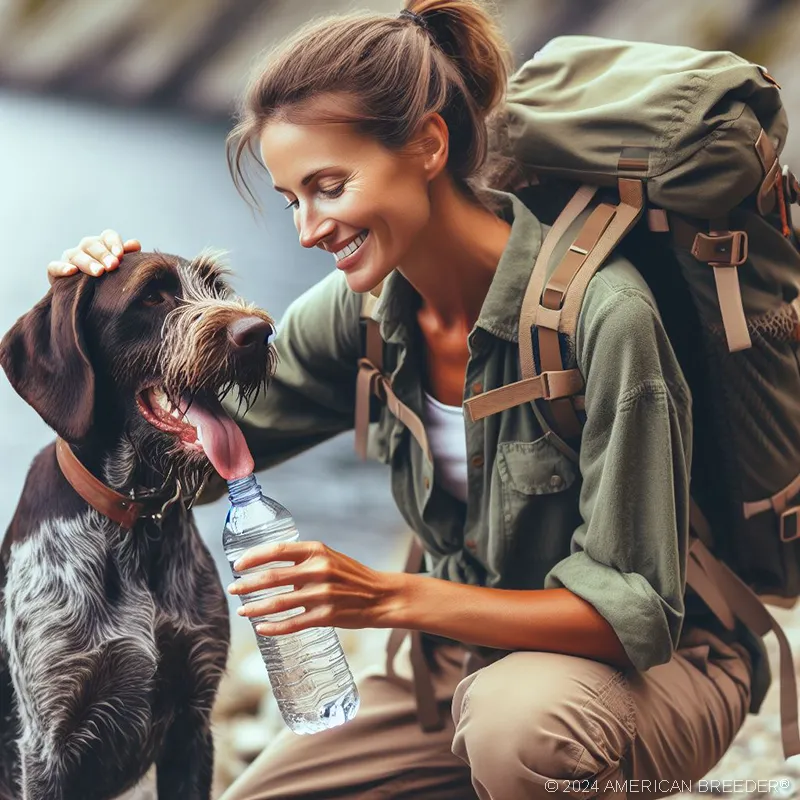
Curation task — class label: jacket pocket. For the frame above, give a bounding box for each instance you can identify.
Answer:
[496,435,579,495]
[491,435,582,589]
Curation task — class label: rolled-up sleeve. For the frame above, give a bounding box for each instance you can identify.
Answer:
[544,273,693,671]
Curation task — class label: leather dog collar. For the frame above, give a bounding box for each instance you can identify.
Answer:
[55,437,163,529]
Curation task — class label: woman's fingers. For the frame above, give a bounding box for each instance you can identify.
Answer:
[100,229,125,258]
[46,260,79,283]
[83,239,119,271]
[253,606,335,638]
[47,230,142,282]
[237,585,327,619]
[227,540,396,633]
[232,540,318,573]
[228,555,332,595]
[64,248,107,276]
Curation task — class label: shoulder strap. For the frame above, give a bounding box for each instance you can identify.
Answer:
[463,171,645,439]
[354,289,432,462]
[355,290,383,459]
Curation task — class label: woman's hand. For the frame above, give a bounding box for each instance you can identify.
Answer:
[227,541,405,636]
[47,229,142,282]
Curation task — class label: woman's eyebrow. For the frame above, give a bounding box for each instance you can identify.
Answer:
[273,167,335,194]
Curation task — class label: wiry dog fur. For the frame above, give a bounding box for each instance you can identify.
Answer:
[0,251,275,799]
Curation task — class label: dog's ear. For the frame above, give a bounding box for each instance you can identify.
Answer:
[0,276,96,441]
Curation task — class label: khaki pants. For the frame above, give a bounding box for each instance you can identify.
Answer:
[219,626,752,800]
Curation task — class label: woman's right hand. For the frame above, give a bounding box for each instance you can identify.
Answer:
[47,230,142,282]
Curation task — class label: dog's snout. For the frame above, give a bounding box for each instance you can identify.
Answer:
[228,316,274,351]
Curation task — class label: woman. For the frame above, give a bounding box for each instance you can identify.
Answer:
[48,1,759,798]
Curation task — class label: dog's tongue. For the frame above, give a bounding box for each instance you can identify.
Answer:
[183,397,254,481]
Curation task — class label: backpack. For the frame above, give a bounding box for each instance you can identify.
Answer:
[355,36,800,756]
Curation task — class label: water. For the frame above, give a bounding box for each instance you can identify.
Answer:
[223,474,360,735]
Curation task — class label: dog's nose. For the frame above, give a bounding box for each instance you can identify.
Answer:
[228,317,275,350]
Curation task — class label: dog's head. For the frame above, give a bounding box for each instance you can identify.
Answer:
[0,250,275,495]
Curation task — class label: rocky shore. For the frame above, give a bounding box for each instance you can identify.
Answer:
[117,583,800,800]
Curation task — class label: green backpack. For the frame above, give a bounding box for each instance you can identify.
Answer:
[356,36,800,755]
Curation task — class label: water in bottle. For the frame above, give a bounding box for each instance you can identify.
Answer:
[223,473,360,734]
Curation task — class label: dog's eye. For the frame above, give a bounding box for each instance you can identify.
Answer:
[141,291,165,307]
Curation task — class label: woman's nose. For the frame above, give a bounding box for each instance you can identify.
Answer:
[298,213,335,249]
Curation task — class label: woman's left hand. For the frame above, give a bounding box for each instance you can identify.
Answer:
[227,541,404,636]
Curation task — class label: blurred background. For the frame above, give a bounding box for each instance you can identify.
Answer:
[1,0,799,797]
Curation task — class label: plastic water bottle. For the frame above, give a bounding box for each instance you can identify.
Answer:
[223,473,360,734]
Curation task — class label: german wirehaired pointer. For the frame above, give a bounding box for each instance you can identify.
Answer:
[0,251,275,799]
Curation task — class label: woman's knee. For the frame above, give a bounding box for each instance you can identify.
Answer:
[451,651,636,784]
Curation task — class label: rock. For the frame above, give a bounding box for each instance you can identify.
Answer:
[231,716,275,762]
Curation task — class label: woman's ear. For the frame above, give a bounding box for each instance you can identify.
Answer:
[416,113,449,180]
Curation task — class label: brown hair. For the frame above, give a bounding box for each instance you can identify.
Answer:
[227,0,512,205]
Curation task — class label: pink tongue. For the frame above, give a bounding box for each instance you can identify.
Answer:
[183,398,254,481]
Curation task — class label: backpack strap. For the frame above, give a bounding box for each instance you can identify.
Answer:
[463,184,598,425]
[670,215,752,352]
[385,536,445,732]
[688,533,800,758]
[354,290,432,463]
[465,173,646,443]
[355,290,382,459]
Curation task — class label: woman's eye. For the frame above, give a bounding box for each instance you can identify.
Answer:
[284,198,299,211]
[319,183,345,199]
[141,291,165,307]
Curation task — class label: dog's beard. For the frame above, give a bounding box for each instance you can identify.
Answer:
[110,422,213,515]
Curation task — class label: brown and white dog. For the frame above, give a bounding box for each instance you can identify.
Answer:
[0,251,275,799]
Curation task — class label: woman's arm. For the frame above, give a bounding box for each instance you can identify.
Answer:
[230,542,632,667]
[391,576,633,667]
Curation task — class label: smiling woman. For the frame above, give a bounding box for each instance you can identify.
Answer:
[46,0,760,798]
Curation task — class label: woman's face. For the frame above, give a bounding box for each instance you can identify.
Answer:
[259,113,437,294]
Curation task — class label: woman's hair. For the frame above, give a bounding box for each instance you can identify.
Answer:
[227,0,513,205]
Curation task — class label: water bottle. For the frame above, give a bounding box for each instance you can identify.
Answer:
[223,473,360,734]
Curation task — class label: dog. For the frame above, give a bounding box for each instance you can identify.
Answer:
[0,250,275,799]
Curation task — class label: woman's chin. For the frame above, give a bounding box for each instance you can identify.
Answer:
[342,266,389,296]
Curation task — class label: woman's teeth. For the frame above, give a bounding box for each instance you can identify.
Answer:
[334,232,367,262]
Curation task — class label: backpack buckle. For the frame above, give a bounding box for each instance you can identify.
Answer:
[780,506,800,543]
[692,230,748,267]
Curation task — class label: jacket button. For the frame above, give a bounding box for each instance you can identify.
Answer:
[465,539,476,550]
[471,454,484,468]
[424,476,431,490]
[550,474,565,490]
[471,381,483,395]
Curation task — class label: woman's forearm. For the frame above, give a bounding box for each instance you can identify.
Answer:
[384,573,633,669]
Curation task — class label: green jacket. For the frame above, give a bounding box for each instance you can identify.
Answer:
[213,191,767,701]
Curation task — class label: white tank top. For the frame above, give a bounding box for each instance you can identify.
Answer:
[422,391,469,504]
